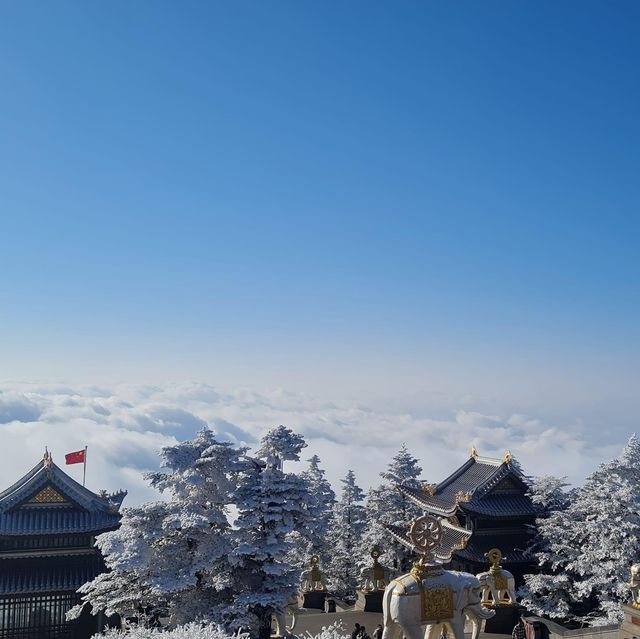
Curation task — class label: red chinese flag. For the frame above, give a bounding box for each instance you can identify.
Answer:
[65,449,85,465]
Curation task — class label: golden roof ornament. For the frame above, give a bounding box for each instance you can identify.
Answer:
[454,490,472,503]
[422,482,438,496]
[503,450,513,464]
[470,446,478,459]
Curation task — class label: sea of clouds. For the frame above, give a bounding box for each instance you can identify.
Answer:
[0,381,625,505]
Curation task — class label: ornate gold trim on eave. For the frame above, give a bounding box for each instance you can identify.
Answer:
[29,486,67,504]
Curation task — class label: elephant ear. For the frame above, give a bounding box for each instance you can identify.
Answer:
[454,582,474,610]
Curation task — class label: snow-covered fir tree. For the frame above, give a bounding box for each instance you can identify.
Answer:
[69,429,244,626]
[359,444,422,572]
[287,454,336,572]
[527,474,573,514]
[518,475,574,621]
[326,470,366,599]
[358,485,388,567]
[521,436,640,626]
[230,425,311,639]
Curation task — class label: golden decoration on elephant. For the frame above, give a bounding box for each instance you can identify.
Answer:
[421,586,454,622]
[301,554,326,592]
[485,548,508,596]
[309,555,321,582]
[371,548,385,582]
[361,546,389,591]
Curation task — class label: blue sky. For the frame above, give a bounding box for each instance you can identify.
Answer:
[0,2,638,426]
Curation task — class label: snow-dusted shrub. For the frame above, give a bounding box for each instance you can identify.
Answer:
[301,620,350,639]
[92,620,348,639]
[94,623,249,639]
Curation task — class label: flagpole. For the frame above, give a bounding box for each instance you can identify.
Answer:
[83,446,87,487]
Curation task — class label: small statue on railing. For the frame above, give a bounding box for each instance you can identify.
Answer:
[300,555,326,592]
[359,547,390,591]
[630,563,640,608]
[476,548,517,606]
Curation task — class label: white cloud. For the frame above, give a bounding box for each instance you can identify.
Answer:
[0,381,627,506]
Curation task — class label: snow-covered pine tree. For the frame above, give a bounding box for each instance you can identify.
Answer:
[230,425,310,639]
[326,470,366,600]
[287,454,336,572]
[521,436,640,626]
[518,475,574,621]
[359,444,423,572]
[528,475,573,514]
[358,485,388,569]
[69,429,244,625]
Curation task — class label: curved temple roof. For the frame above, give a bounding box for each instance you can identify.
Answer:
[383,518,472,563]
[398,454,534,519]
[0,455,126,535]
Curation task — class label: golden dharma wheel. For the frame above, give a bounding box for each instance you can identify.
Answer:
[486,548,503,567]
[409,515,442,554]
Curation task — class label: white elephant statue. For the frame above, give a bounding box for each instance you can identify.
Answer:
[273,595,298,638]
[361,564,392,591]
[476,569,516,606]
[477,548,517,606]
[300,555,326,592]
[630,563,640,608]
[360,548,391,591]
[382,567,495,639]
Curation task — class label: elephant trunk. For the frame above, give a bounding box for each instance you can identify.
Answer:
[465,603,496,620]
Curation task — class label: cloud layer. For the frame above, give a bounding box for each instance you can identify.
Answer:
[0,381,626,505]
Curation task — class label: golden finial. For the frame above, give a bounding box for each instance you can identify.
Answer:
[455,490,472,503]
[43,447,53,469]
[422,482,437,496]
[503,450,512,464]
[470,446,478,459]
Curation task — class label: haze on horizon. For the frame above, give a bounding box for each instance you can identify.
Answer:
[0,2,638,498]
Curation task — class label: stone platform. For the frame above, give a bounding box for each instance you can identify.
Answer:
[484,605,523,635]
[354,590,384,613]
[299,590,329,611]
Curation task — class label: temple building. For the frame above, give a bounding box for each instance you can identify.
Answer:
[0,451,126,639]
[397,449,537,584]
